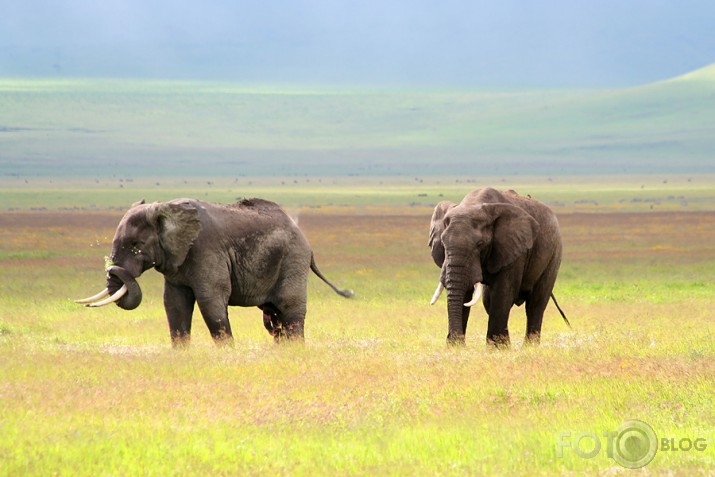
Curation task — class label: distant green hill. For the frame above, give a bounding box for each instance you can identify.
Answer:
[1,66,713,178]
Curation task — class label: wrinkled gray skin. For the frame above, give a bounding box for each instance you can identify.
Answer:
[429,188,562,347]
[90,198,353,346]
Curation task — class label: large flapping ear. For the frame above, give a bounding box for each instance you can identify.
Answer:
[429,200,455,267]
[482,203,540,274]
[148,200,201,271]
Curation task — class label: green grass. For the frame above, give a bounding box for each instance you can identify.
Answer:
[1,174,714,212]
[1,182,714,475]
[1,73,714,178]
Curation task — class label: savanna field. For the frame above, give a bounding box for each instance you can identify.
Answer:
[0,177,713,476]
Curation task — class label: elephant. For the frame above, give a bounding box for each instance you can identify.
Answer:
[77,197,354,346]
[428,188,569,347]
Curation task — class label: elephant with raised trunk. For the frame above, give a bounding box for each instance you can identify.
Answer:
[429,188,569,347]
[77,198,353,346]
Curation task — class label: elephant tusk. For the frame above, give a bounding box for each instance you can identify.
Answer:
[429,282,444,305]
[87,285,128,307]
[464,283,483,307]
[75,288,110,304]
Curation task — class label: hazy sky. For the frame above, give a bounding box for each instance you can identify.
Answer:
[2,0,714,86]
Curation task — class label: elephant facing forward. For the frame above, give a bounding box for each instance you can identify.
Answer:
[429,188,569,347]
[77,198,353,346]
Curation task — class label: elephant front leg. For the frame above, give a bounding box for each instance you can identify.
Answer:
[483,276,525,348]
[164,281,196,348]
[484,288,513,348]
[196,298,234,346]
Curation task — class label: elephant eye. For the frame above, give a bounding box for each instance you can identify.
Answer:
[127,240,143,254]
[443,217,451,227]
[477,239,485,247]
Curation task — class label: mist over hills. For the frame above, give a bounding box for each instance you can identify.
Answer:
[2,0,715,87]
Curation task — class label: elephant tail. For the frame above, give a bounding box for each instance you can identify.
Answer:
[550,293,571,328]
[310,254,355,298]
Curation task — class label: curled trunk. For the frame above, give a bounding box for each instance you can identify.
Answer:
[106,265,142,310]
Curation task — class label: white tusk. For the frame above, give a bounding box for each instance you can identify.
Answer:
[464,283,483,307]
[87,285,127,307]
[75,288,109,304]
[429,282,444,305]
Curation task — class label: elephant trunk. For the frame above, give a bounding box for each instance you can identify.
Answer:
[445,262,469,345]
[443,249,481,345]
[106,265,143,310]
[446,291,467,345]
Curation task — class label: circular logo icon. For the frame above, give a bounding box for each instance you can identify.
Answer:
[613,420,657,468]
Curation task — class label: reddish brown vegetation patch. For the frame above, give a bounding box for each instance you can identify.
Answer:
[1,210,713,269]
[559,212,715,264]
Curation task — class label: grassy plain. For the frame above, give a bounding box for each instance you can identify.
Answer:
[2,67,715,179]
[0,179,713,475]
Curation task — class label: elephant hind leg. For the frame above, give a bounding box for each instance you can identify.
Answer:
[524,287,551,345]
[271,302,306,344]
[525,258,561,345]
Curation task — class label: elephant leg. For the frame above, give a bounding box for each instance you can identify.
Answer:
[525,277,557,345]
[196,297,234,345]
[277,310,305,343]
[272,274,308,343]
[484,284,514,348]
[524,292,549,345]
[486,314,511,347]
[164,281,196,348]
[526,253,561,345]
[272,301,306,343]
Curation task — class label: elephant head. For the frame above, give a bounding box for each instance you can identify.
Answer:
[76,199,201,310]
[429,201,540,343]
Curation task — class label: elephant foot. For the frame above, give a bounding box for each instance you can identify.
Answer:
[446,333,466,346]
[211,330,234,347]
[171,332,191,349]
[486,333,511,349]
[524,331,541,346]
[272,318,304,344]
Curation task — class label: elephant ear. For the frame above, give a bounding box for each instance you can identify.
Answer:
[428,200,454,267]
[482,203,540,274]
[148,200,201,272]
